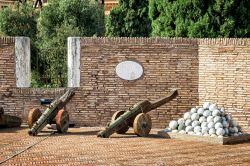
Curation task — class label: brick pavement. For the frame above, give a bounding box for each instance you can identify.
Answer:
[0,127,250,166]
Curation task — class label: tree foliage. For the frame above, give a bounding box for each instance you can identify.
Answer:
[0,1,39,84]
[0,2,37,39]
[106,0,151,37]
[38,0,104,45]
[36,0,105,87]
[0,0,105,87]
[149,0,250,37]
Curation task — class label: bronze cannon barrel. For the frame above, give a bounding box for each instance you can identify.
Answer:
[97,89,178,138]
[28,88,75,136]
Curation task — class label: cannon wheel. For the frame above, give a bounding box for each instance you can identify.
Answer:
[55,109,69,133]
[111,111,129,134]
[133,113,152,137]
[27,108,42,128]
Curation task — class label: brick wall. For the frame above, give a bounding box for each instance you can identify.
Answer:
[0,37,17,117]
[80,38,199,127]
[1,37,250,131]
[3,88,65,122]
[0,37,15,87]
[198,39,250,131]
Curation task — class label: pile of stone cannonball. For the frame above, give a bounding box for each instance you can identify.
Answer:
[167,102,245,137]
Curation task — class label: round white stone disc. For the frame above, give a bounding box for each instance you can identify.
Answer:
[116,61,143,80]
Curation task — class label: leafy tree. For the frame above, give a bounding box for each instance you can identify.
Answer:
[149,0,250,38]
[0,1,39,79]
[0,2,37,38]
[38,0,104,41]
[37,0,105,87]
[0,0,105,87]
[106,0,152,37]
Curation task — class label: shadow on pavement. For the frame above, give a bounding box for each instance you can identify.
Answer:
[34,129,101,137]
[110,133,163,139]
[0,127,26,133]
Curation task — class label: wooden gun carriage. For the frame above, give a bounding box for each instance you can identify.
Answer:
[98,90,178,138]
[0,107,22,128]
[28,89,75,136]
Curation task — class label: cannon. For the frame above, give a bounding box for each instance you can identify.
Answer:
[97,89,178,138]
[0,107,22,128]
[28,88,75,136]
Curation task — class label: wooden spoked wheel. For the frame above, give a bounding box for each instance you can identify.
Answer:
[27,108,42,128]
[133,113,152,137]
[111,111,129,134]
[55,109,69,133]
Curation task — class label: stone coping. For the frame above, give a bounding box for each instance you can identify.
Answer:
[158,130,250,145]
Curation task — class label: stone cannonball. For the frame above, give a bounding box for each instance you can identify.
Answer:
[238,132,243,136]
[212,109,220,117]
[169,120,178,130]
[233,133,239,136]
[197,108,204,115]
[209,104,218,111]
[214,122,223,130]
[199,116,206,123]
[185,119,192,126]
[201,127,209,134]
[213,116,222,124]
[229,127,235,133]
[178,124,184,131]
[201,122,208,128]
[220,107,225,115]
[192,120,200,128]
[191,113,200,121]
[203,110,211,117]
[208,122,215,129]
[185,126,193,133]
[184,112,192,120]
[207,116,214,123]
[190,108,197,114]
[178,118,185,125]
[194,126,201,133]
[233,127,238,133]
[179,130,186,134]
[222,120,229,128]
[203,102,211,109]
[209,128,216,135]
[216,128,225,136]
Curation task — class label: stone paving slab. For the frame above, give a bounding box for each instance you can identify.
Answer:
[0,127,250,165]
[158,130,250,145]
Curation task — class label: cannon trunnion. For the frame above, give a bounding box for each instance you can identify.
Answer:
[98,90,178,138]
